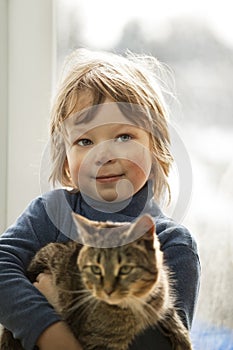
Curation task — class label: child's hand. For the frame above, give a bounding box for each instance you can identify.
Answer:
[33,270,59,309]
[34,273,83,350]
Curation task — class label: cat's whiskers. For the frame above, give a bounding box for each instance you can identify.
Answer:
[130,294,163,325]
[89,297,100,314]
[116,295,155,327]
[58,287,89,295]
[122,296,145,314]
[65,292,96,316]
[68,296,99,322]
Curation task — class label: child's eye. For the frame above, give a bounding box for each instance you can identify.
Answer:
[76,138,93,147]
[116,134,132,143]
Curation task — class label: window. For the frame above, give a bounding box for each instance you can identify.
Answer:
[56,1,233,348]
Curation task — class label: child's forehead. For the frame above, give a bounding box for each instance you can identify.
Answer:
[63,99,151,138]
[65,101,130,128]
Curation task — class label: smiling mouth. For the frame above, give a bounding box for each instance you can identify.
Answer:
[95,174,124,183]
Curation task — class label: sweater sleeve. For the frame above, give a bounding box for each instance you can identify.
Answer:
[0,196,63,350]
[129,219,200,349]
[159,221,201,330]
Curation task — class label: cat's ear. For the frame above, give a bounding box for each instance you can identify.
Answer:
[72,212,94,230]
[129,214,159,249]
[71,212,98,245]
[131,214,155,237]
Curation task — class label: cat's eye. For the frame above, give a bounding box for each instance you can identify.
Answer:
[119,265,133,275]
[91,265,102,275]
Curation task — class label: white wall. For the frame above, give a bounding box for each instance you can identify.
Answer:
[0,0,56,231]
[0,0,8,233]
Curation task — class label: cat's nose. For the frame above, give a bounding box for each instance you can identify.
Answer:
[103,286,114,296]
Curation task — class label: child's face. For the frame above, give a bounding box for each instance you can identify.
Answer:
[64,98,152,202]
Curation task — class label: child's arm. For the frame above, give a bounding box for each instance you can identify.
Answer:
[0,192,78,349]
[36,322,82,350]
[129,220,200,349]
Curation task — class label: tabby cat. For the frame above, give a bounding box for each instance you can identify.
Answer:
[0,213,192,350]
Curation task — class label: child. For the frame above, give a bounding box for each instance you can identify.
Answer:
[0,48,200,350]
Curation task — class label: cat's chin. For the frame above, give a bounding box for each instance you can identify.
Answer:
[105,299,123,306]
[101,297,122,305]
[95,294,128,307]
[105,299,129,309]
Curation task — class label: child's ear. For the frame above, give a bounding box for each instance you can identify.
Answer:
[148,161,156,180]
[63,158,77,188]
[63,158,71,177]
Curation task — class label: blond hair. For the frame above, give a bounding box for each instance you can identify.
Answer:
[50,48,173,202]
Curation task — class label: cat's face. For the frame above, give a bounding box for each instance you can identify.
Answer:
[73,213,162,306]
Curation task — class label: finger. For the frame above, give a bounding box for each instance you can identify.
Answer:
[36,273,45,282]
[36,270,51,282]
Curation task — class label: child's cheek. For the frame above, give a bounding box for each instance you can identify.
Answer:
[125,143,152,178]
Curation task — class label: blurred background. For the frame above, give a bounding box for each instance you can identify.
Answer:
[1,0,233,348]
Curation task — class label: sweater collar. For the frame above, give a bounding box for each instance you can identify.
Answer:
[77,180,161,222]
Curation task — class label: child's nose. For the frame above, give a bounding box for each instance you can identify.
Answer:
[95,152,115,166]
[94,142,116,166]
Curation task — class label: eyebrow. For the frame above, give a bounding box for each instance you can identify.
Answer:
[73,105,101,125]
[70,102,152,131]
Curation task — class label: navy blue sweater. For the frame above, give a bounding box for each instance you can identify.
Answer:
[0,182,200,349]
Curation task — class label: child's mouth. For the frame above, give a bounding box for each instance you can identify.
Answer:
[95,174,124,183]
